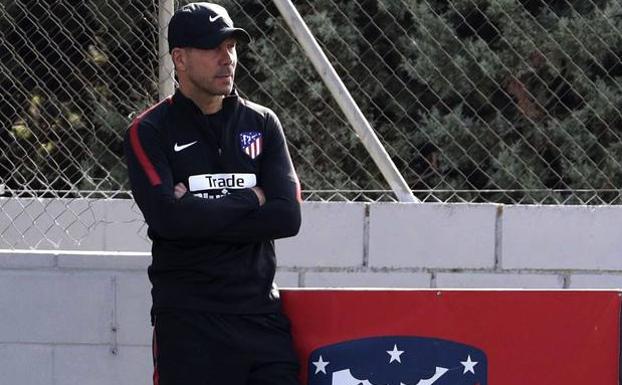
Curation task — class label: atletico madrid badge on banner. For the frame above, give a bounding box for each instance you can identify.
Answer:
[307,336,487,385]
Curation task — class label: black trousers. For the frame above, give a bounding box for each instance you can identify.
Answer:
[152,311,300,385]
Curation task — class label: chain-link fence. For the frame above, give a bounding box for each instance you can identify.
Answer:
[1,0,622,247]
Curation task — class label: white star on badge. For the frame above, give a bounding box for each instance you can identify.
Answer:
[461,355,478,374]
[386,344,404,363]
[312,355,329,374]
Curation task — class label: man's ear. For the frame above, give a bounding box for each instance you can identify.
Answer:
[171,48,186,72]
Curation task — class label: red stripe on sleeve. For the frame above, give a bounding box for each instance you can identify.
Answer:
[294,173,303,203]
[130,119,162,186]
[128,98,171,186]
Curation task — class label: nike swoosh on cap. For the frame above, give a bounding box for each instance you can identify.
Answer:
[209,15,223,22]
[174,141,198,152]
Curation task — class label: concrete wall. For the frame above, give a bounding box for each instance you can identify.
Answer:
[2,200,622,384]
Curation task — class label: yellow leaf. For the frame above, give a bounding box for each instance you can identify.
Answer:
[11,121,32,140]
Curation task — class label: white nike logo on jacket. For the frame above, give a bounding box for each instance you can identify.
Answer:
[174,141,198,152]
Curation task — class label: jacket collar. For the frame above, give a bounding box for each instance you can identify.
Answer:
[172,87,240,115]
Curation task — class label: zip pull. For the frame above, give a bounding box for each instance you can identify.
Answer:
[218,147,222,156]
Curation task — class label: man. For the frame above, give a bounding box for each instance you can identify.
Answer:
[124,3,302,384]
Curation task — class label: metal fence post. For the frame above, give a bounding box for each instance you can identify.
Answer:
[159,0,175,100]
[272,0,419,203]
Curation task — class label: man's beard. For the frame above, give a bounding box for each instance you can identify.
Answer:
[189,72,234,97]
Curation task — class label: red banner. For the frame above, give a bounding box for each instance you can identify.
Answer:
[281,290,620,385]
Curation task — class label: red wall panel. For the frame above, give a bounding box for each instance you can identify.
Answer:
[281,290,620,385]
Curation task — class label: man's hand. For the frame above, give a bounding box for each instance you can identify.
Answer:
[252,186,266,206]
[174,182,187,199]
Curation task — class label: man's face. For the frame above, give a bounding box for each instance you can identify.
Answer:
[179,37,238,97]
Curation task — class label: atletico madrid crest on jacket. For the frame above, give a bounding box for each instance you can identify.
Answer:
[240,131,262,159]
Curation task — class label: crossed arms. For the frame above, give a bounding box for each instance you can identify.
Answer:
[125,111,301,243]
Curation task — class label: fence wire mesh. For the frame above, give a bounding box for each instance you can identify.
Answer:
[1,0,622,248]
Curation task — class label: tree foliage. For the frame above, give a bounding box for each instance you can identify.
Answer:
[0,0,157,196]
[2,0,621,203]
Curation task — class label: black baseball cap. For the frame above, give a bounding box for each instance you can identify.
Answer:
[167,2,251,52]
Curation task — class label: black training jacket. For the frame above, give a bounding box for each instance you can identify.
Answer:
[124,89,301,315]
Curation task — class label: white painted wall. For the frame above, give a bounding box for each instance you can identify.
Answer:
[2,199,622,384]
